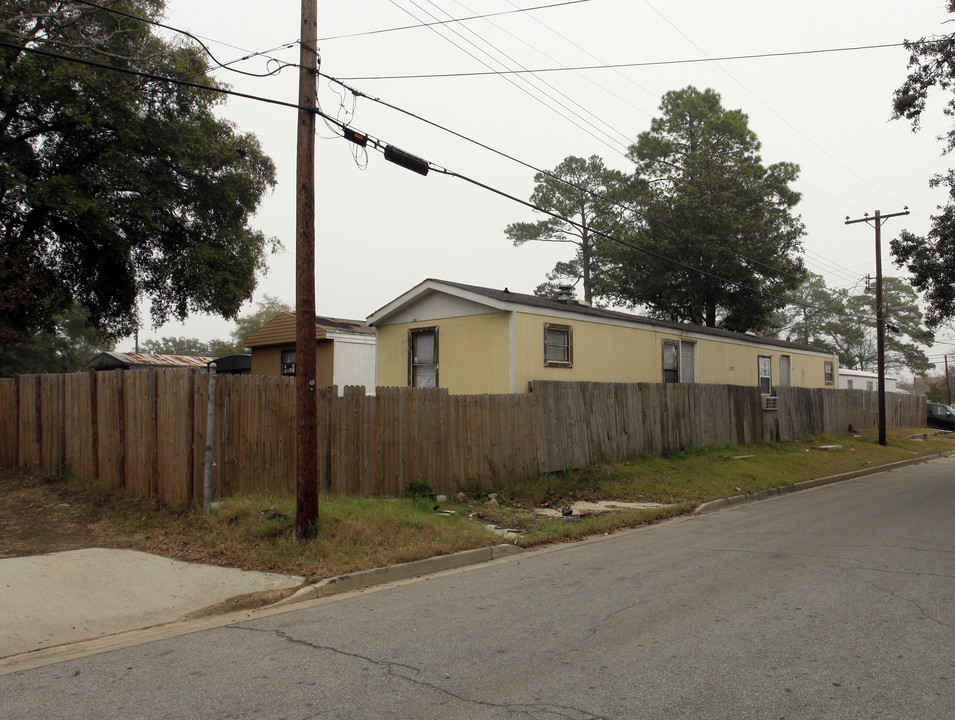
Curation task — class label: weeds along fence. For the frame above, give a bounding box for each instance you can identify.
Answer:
[0,371,926,507]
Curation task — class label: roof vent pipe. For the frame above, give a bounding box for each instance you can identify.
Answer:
[557,285,575,303]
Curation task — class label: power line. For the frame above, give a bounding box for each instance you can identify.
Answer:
[66,0,289,78]
[500,0,658,119]
[337,42,907,80]
[385,0,630,155]
[315,0,590,41]
[0,40,313,114]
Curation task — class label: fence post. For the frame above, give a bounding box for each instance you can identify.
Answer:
[13,374,20,469]
[203,364,217,515]
[89,370,99,479]
[57,373,66,475]
[118,371,127,490]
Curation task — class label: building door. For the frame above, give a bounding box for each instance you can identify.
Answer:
[409,327,438,388]
[780,355,791,387]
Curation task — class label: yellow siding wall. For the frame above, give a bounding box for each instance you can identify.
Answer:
[374,308,835,394]
[514,312,834,392]
[376,313,511,394]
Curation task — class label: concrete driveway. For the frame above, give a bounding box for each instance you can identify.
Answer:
[0,548,303,658]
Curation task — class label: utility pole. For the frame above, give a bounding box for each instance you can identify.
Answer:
[845,208,909,446]
[295,0,318,538]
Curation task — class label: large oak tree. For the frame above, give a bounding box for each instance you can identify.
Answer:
[0,1,277,344]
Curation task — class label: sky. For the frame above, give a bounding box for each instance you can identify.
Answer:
[135,0,955,371]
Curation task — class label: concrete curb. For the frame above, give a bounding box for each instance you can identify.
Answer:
[695,449,954,515]
[274,544,525,607]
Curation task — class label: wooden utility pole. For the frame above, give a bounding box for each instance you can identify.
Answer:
[845,208,909,446]
[295,0,318,538]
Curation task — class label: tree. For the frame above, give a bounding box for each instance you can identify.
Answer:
[229,294,292,349]
[0,302,114,377]
[826,278,933,376]
[505,155,637,304]
[131,295,290,356]
[0,1,277,344]
[609,86,806,332]
[769,273,843,355]
[891,1,955,328]
[138,336,237,356]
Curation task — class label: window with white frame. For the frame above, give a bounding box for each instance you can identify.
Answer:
[544,323,573,367]
[662,339,696,383]
[824,361,834,385]
[758,355,772,395]
[662,340,680,383]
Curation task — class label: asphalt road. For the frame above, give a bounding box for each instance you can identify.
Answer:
[2,458,953,720]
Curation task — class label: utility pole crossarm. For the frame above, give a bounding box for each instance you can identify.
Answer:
[845,208,910,226]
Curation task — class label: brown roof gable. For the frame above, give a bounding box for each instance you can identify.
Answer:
[243,312,373,347]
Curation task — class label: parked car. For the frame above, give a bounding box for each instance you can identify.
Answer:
[927,402,955,430]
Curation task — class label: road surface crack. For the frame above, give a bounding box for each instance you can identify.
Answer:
[230,625,607,719]
[867,581,953,628]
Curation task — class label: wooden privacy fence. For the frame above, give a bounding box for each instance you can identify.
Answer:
[0,371,927,507]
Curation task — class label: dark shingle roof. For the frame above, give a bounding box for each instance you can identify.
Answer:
[426,279,830,355]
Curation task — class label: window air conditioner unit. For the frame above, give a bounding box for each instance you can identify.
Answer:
[761,395,779,411]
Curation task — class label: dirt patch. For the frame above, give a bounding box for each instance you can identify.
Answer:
[0,475,124,558]
[534,499,668,519]
[181,587,301,620]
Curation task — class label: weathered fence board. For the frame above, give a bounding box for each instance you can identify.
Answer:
[0,372,928,507]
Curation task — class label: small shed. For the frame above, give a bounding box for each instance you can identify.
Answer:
[208,354,252,375]
[243,313,376,392]
[86,351,215,371]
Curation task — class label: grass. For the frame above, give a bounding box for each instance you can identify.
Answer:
[1,427,952,583]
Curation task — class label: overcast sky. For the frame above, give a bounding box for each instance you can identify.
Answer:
[141,0,955,367]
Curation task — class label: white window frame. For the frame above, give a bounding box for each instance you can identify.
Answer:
[758,355,772,395]
[544,323,573,368]
[662,339,680,383]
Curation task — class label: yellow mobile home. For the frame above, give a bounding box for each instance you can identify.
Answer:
[368,279,838,395]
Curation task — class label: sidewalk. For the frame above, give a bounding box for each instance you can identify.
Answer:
[0,548,303,659]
